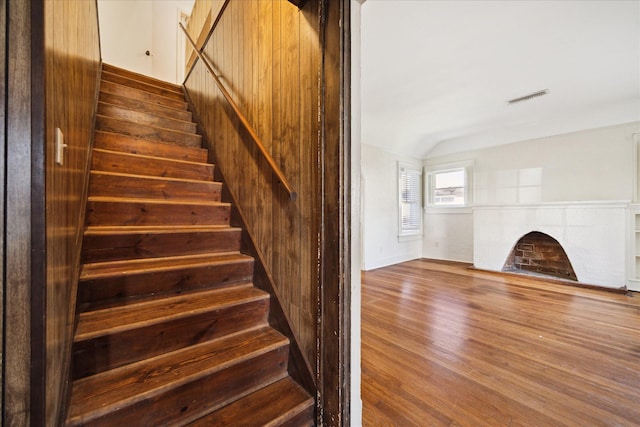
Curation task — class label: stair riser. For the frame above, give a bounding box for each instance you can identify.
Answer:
[86,201,230,227]
[101,80,187,110]
[92,149,214,181]
[96,115,202,147]
[94,132,208,163]
[100,91,192,122]
[88,173,221,202]
[102,64,182,92]
[82,229,242,263]
[72,298,270,380]
[98,102,197,134]
[280,408,316,427]
[184,377,314,426]
[102,71,184,100]
[78,260,255,310]
[69,346,289,427]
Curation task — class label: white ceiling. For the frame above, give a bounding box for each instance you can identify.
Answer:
[360,0,640,159]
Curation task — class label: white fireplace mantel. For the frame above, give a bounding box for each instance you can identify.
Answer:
[472,201,630,288]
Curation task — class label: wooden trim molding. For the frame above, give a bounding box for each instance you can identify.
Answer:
[5,0,38,424]
[318,0,351,424]
[0,0,6,420]
[30,0,47,425]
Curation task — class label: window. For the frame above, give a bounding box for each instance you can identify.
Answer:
[433,169,465,205]
[427,162,473,207]
[399,164,422,236]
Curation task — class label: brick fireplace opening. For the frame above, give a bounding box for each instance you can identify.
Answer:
[503,231,577,281]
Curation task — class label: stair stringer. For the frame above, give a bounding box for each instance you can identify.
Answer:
[58,59,104,427]
[183,88,317,408]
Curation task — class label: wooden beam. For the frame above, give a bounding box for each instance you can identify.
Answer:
[318,0,351,424]
[5,0,35,424]
[30,0,47,425]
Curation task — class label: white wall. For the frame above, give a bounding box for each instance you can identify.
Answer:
[423,209,474,263]
[98,0,153,76]
[423,122,639,264]
[98,0,194,84]
[361,144,422,270]
[350,0,363,425]
[151,0,194,83]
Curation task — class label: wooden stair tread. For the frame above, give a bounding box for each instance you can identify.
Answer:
[98,101,197,134]
[89,175,220,202]
[80,252,253,279]
[90,170,218,186]
[84,224,239,235]
[101,70,184,99]
[100,80,188,110]
[87,196,229,206]
[94,131,208,162]
[96,114,198,138]
[92,147,213,169]
[86,198,231,227]
[100,91,192,121]
[96,114,202,147]
[92,148,214,181]
[103,63,182,92]
[187,377,314,427]
[66,327,289,425]
[80,225,242,263]
[101,69,183,94]
[75,284,266,340]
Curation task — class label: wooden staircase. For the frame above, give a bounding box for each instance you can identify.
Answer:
[65,63,314,426]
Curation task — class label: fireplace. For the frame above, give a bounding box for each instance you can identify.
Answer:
[503,231,577,281]
[473,201,628,289]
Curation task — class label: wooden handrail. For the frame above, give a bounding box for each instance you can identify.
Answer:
[179,22,297,201]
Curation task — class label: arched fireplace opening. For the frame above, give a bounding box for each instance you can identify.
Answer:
[503,231,577,281]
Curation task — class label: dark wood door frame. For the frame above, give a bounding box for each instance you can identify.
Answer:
[319,0,351,425]
[3,0,46,425]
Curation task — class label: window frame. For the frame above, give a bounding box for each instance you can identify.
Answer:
[398,162,423,238]
[426,161,474,209]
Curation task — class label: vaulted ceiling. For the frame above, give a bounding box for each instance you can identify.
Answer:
[360,0,640,159]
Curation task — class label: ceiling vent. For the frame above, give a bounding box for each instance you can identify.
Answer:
[507,89,549,104]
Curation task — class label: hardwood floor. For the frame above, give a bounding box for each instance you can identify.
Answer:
[361,259,640,427]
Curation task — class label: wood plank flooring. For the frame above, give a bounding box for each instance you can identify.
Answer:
[361,259,640,427]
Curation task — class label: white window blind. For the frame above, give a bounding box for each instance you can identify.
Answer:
[399,166,422,235]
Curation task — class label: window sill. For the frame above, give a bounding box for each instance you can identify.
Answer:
[398,233,423,242]
[425,206,473,214]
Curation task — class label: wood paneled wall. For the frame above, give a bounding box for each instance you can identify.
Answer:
[4,1,32,425]
[184,0,226,72]
[185,1,351,423]
[44,0,101,424]
[185,0,321,370]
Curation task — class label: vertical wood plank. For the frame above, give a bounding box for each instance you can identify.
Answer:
[270,0,283,300]
[280,0,302,344]
[5,1,33,424]
[256,0,274,268]
[31,0,47,424]
[299,0,321,368]
[0,0,6,419]
[319,0,351,424]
